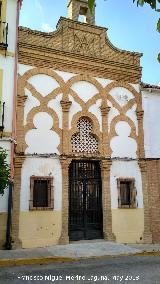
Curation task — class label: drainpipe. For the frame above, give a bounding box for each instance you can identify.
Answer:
[5,0,22,250]
[5,182,13,249]
[10,0,21,178]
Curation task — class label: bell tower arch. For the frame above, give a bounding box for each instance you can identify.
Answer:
[67,0,95,25]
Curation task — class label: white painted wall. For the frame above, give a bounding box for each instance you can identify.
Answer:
[6,0,17,52]
[126,104,138,135]
[130,83,140,93]
[109,87,134,107]
[107,105,119,129]
[88,99,102,131]
[69,95,82,129]
[0,0,19,213]
[0,0,21,133]
[54,71,113,87]
[24,88,40,125]
[110,121,137,158]
[142,90,160,158]
[20,157,62,211]
[1,55,15,132]
[18,64,34,76]
[25,112,60,154]
[28,74,60,97]
[70,81,99,102]
[110,161,143,209]
[48,93,63,129]
[107,87,138,158]
[54,70,76,82]
[95,77,113,87]
[107,87,138,134]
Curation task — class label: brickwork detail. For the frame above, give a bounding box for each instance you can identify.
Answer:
[61,98,72,155]
[139,160,152,243]
[59,158,72,244]
[18,18,142,84]
[12,156,25,249]
[100,101,111,156]
[145,160,160,243]
[100,160,116,241]
[17,69,63,154]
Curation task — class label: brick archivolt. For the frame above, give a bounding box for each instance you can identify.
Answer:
[109,115,137,141]
[17,67,144,157]
[69,89,86,110]
[20,68,65,86]
[66,74,104,93]
[104,81,140,104]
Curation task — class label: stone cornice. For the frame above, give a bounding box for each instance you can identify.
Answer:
[18,46,141,83]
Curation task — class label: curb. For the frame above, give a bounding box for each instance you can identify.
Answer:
[0,257,77,267]
[0,251,160,267]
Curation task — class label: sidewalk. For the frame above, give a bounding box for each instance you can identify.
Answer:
[0,240,160,267]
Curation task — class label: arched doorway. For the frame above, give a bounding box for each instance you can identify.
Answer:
[69,160,103,241]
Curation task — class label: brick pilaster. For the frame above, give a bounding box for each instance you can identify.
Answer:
[139,160,152,243]
[100,100,111,157]
[100,160,116,241]
[59,157,72,244]
[60,99,72,155]
[12,156,25,249]
[136,110,145,158]
[16,95,27,154]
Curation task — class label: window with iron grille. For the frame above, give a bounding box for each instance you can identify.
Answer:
[117,178,137,208]
[30,176,54,210]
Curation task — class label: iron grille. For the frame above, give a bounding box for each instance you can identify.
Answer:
[0,21,8,50]
[33,180,49,208]
[69,161,103,241]
[120,181,131,206]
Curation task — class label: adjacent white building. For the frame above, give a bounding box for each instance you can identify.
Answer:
[0,0,22,248]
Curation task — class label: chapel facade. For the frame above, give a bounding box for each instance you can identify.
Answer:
[0,0,160,249]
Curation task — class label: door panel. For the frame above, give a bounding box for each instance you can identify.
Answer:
[69,161,103,241]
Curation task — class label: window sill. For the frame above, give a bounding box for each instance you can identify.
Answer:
[29,207,54,211]
[118,207,137,209]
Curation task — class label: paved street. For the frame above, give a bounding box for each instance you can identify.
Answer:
[0,256,160,284]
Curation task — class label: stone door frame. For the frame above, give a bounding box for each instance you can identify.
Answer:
[59,156,115,244]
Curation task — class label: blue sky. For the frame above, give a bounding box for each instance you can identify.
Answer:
[19,0,160,85]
